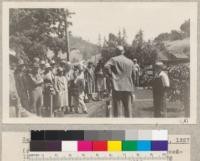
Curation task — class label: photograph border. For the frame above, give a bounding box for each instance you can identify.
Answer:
[2,1,198,124]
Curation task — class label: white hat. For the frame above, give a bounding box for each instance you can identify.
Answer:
[117,45,124,51]
[155,61,164,68]
[45,63,51,68]
[51,60,55,64]
[40,60,45,65]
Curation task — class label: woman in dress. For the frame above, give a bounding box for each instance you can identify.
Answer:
[53,67,68,113]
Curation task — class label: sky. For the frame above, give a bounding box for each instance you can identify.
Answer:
[62,3,194,45]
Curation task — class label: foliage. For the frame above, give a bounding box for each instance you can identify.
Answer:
[154,19,190,42]
[101,30,157,67]
[130,30,157,67]
[180,19,190,37]
[9,9,71,62]
[167,64,190,103]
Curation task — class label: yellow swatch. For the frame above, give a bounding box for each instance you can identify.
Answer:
[107,141,122,151]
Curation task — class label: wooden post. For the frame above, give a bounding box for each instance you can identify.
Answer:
[64,9,75,61]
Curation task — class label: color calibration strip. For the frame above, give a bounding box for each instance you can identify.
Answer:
[30,130,168,152]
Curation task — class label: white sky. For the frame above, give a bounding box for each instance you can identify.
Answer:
[64,3,194,44]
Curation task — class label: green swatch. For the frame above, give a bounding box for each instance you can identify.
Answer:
[122,141,137,151]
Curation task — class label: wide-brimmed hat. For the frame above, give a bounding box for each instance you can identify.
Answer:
[33,57,40,63]
[57,67,63,73]
[40,60,45,65]
[18,59,25,66]
[50,60,55,64]
[45,63,51,68]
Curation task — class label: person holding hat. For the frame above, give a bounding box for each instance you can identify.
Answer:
[53,67,68,113]
[104,45,136,117]
[27,63,44,116]
[152,61,170,117]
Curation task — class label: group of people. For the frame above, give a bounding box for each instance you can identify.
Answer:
[104,45,170,117]
[9,52,109,117]
[10,45,170,118]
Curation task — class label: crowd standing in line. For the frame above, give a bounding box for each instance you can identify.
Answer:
[9,45,170,118]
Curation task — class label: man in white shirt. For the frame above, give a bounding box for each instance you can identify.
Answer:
[152,62,170,117]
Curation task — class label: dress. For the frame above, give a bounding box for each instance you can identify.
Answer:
[53,76,68,108]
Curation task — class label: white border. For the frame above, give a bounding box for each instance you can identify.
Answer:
[2,2,198,124]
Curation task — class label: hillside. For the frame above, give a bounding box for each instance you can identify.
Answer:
[69,35,99,60]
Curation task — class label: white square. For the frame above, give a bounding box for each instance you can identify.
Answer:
[152,130,168,140]
[62,141,78,152]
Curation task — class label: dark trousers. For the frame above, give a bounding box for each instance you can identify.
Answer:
[112,90,132,117]
[153,90,167,117]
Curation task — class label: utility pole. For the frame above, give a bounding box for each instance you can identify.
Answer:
[64,9,75,61]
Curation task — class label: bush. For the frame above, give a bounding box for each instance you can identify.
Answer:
[167,64,190,104]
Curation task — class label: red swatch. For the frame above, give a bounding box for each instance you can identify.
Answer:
[92,141,107,151]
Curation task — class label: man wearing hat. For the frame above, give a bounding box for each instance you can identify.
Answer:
[152,61,170,117]
[105,45,136,117]
[28,63,44,116]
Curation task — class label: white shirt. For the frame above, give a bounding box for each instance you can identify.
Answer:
[159,71,170,87]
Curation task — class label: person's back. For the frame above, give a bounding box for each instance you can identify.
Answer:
[106,54,135,92]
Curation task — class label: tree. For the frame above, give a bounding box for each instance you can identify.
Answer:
[130,30,157,67]
[180,19,190,38]
[170,30,182,41]
[9,9,73,62]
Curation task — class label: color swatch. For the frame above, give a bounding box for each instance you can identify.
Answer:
[30,130,168,152]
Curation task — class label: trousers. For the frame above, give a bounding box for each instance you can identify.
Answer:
[112,90,132,117]
[29,87,43,116]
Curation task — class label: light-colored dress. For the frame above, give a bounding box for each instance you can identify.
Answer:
[53,76,68,108]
